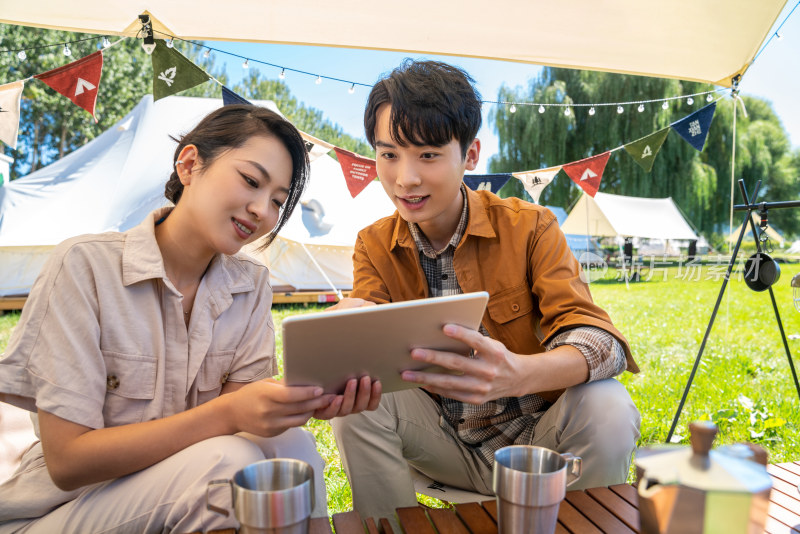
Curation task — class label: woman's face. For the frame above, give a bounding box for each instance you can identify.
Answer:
[179,135,294,256]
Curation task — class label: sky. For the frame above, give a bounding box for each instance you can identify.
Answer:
[207,3,800,175]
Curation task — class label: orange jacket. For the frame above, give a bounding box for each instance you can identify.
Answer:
[350,187,638,402]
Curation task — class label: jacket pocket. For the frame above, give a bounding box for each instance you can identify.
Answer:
[487,283,533,324]
[195,350,236,405]
[101,351,157,426]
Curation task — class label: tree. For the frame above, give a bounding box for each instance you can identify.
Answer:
[1,24,152,178]
[489,67,799,237]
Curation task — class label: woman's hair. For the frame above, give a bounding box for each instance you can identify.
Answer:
[165,104,309,248]
[364,59,482,158]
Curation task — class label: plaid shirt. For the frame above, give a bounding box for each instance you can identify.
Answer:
[407,185,626,467]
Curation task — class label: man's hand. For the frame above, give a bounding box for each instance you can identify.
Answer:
[399,324,523,404]
[327,297,376,311]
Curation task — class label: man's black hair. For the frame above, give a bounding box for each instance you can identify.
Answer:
[364,60,482,158]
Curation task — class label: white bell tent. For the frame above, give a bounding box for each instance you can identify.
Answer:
[560,191,699,243]
[0,95,395,297]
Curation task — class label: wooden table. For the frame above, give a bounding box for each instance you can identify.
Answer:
[205,461,800,533]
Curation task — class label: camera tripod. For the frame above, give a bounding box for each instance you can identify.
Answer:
[666,179,800,443]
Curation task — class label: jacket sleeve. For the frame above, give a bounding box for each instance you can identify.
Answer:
[350,233,392,304]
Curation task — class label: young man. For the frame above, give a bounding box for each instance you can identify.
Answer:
[330,60,640,522]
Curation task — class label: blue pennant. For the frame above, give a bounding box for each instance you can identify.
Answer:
[222,85,252,106]
[463,174,512,194]
[671,102,716,151]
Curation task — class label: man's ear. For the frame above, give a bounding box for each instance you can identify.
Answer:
[176,145,200,185]
[464,139,481,171]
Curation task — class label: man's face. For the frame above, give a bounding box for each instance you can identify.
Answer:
[373,104,479,236]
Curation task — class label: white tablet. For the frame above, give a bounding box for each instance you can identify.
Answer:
[282,292,489,394]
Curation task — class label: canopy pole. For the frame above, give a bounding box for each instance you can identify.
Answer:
[727,87,739,254]
[299,242,343,301]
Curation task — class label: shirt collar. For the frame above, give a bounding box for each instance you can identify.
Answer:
[121,208,256,297]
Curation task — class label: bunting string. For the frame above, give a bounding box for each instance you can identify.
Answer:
[0,33,725,202]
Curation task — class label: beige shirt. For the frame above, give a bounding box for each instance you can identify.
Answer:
[0,208,274,522]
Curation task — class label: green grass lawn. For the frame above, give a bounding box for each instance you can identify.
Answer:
[2,261,800,513]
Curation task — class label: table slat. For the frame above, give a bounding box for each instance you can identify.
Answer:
[768,499,800,532]
[565,491,636,534]
[364,517,381,534]
[765,515,800,534]
[396,506,437,534]
[557,498,604,534]
[481,499,498,522]
[586,487,640,532]
[609,483,639,509]
[309,517,334,534]
[428,508,470,534]
[783,462,800,477]
[770,482,800,513]
[331,511,364,534]
[769,464,800,487]
[453,502,497,533]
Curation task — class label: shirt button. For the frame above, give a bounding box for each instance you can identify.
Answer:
[511,303,520,312]
[220,372,230,384]
[106,375,120,391]
[441,274,448,280]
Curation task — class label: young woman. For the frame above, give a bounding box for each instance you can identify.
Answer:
[0,104,379,533]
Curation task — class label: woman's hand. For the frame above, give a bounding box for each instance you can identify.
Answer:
[312,376,382,420]
[225,378,333,437]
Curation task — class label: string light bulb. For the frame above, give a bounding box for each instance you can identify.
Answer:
[509,104,517,113]
[17,50,26,61]
[706,94,713,102]
[637,104,645,112]
[203,49,210,58]
[166,38,174,48]
[588,107,596,116]
[662,101,669,110]
[242,59,249,69]
[687,97,694,105]
[279,68,286,79]
[63,43,71,57]
[617,105,624,114]
[564,108,570,116]
[102,37,111,48]
[538,105,545,114]
[348,84,355,94]
[315,75,322,85]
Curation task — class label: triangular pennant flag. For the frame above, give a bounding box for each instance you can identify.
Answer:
[35,51,103,122]
[671,102,716,151]
[151,40,210,101]
[334,147,377,198]
[0,81,24,149]
[222,85,251,106]
[300,131,335,162]
[623,127,670,172]
[512,167,562,204]
[561,152,611,197]
[463,173,511,194]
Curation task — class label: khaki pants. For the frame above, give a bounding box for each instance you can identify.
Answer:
[331,379,640,525]
[2,428,326,534]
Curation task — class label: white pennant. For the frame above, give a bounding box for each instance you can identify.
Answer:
[299,130,335,162]
[513,166,562,204]
[0,81,24,149]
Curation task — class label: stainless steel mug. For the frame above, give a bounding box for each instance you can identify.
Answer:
[207,458,315,534]
[493,445,582,534]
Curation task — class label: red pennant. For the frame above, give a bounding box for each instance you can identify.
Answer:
[334,147,378,198]
[35,51,103,122]
[561,151,611,197]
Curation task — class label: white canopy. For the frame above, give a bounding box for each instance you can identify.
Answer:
[726,213,785,247]
[1,0,788,87]
[0,95,395,296]
[560,192,699,240]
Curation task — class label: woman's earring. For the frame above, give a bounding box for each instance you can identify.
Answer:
[175,160,183,167]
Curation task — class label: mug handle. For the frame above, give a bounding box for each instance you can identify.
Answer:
[206,478,233,517]
[561,453,582,487]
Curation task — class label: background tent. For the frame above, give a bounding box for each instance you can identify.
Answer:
[560,192,699,241]
[1,1,787,87]
[0,95,395,297]
[726,213,785,248]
